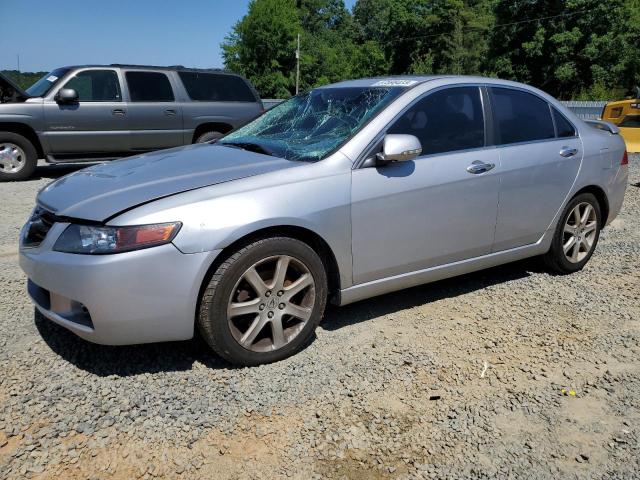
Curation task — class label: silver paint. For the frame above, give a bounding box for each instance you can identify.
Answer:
[20,76,628,345]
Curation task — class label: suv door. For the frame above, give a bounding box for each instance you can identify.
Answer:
[124,70,184,151]
[351,86,501,284]
[43,68,129,154]
[488,87,582,252]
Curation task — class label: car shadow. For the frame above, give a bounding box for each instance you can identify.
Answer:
[322,258,537,330]
[34,258,538,376]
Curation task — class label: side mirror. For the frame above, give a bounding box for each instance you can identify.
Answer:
[55,88,79,104]
[376,134,422,163]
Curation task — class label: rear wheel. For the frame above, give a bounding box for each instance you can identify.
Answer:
[0,132,37,181]
[198,237,328,366]
[543,193,601,274]
[195,131,223,144]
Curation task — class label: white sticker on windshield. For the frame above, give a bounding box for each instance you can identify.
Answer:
[46,76,58,82]
[372,79,418,87]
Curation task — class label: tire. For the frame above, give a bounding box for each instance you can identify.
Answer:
[0,132,37,181]
[195,131,223,144]
[198,237,328,366]
[542,193,602,274]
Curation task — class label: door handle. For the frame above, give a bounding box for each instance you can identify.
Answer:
[111,109,125,116]
[559,146,578,158]
[466,160,495,174]
[164,109,177,116]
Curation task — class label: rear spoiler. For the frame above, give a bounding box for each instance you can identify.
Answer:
[585,120,620,134]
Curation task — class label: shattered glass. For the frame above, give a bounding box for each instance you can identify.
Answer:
[220,87,404,162]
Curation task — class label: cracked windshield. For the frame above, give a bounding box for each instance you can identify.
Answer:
[220,86,404,161]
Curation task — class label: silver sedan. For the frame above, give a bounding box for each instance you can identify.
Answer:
[19,76,628,365]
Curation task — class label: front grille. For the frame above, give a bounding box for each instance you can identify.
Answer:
[23,207,58,247]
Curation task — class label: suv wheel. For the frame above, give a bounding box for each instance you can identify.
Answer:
[195,131,223,144]
[198,237,328,366]
[543,193,602,274]
[0,132,37,181]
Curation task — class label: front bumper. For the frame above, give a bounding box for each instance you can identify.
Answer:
[19,222,219,345]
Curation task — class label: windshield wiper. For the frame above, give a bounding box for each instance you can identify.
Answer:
[221,142,275,157]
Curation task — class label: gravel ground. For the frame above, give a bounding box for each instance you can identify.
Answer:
[1,157,639,479]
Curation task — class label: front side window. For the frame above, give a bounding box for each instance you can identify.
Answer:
[220,86,404,162]
[490,87,555,144]
[178,72,256,102]
[619,115,640,128]
[126,72,174,102]
[60,70,121,102]
[387,86,485,155]
[552,107,576,137]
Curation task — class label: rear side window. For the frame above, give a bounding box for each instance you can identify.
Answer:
[552,107,576,137]
[490,87,555,144]
[178,72,256,102]
[126,72,174,102]
[62,70,121,102]
[387,86,485,155]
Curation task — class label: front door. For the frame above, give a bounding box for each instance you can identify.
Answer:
[43,69,129,154]
[123,70,184,151]
[351,86,501,285]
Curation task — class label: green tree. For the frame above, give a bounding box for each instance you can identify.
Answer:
[222,0,387,98]
[488,0,640,99]
[353,0,493,75]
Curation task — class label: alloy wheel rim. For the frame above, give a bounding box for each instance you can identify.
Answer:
[562,202,597,263]
[227,255,315,353]
[0,143,26,174]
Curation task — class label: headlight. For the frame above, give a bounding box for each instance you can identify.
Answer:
[53,222,181,254]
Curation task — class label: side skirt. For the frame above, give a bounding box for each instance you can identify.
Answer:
[337,233,553,306]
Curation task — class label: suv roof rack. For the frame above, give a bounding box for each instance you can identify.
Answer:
[108,64,228,73]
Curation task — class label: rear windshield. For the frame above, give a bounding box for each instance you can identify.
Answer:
[178,72,257,102]
[25,67,71,97]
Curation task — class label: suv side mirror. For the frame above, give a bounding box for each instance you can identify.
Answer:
[376,134,422,163]
[55,88,79,104]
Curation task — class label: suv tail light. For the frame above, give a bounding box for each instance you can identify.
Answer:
[621,150,628,165]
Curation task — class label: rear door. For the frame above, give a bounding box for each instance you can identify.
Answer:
[43,68,129,154]
[489,87,582,251]
[177,71,263,141]
[123,70,184,151]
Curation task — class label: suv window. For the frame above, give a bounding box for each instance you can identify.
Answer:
[61,70,121,102]
[126,71,174,102]
[178,72,256,102]
[388,86,485,155]
[552,107,576,137]
[490,87,555,144]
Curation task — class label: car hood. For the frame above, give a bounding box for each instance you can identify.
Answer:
[37,144,303,222]
[0,72,30,102]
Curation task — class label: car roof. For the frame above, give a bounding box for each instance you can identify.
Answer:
[61,64,242,76]
[319,75,526,89]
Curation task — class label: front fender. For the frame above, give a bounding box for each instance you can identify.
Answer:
[111,154,354,288]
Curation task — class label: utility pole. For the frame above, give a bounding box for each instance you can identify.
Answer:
[17,54,20,73]
[295,33,300,95]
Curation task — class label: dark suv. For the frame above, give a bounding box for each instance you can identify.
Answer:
[0,65,263,180]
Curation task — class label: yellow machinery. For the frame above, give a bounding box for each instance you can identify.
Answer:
[601,87,640,153]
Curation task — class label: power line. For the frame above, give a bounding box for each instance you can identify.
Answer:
[371,9,594,45]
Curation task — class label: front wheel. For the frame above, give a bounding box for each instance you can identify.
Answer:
[197,237,328,366]
[0,132,37,181]
[543,193,602,274]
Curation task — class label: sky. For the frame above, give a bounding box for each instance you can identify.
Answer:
[0,0,358,73]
